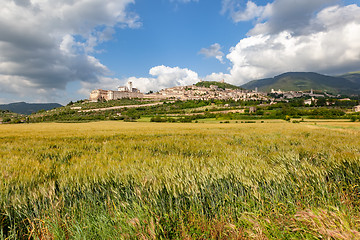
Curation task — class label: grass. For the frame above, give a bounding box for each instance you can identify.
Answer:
[300,119,360,130]
[1,121,360,239]
[136,117,152,122]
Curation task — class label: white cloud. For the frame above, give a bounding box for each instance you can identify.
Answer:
[0,0,140,102]
[199,43,225,63]
[123,66,200,93]
[248,0,339,35]
[222,0,338,35]
[219,1,360,85]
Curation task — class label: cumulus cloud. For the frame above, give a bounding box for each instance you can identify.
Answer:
[123,66,200,93]
[198,43,225,63]
[0,0,140,102]
[248,0,339,36]
[220,1,360,85]
[222,0,338,35]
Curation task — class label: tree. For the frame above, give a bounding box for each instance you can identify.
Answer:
[316,97,326,107]
[2,117,11,123]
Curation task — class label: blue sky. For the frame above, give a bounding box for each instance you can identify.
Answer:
[95,0,247,77]
[1,0,360,104]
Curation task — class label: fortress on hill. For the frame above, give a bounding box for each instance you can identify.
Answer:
[89,80,266,102]
[89,82,143,102]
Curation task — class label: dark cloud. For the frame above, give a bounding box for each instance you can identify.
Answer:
[0,0,139,102]
[12,0,31,7]
[250,0,339,35]
[222,0,340,35]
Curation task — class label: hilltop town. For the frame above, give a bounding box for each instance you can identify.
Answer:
[89,80,267,102]
[88,80,359,107]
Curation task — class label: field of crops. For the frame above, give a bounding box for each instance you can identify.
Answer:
[1,121,360,239]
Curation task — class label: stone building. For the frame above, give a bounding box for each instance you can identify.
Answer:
[89,82,143,102]
[353,105,360,112]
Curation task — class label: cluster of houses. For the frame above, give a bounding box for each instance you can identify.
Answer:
[145,84,266,101]
[90,81,267,102]
[268,88,359,107]
[269,88,338,100]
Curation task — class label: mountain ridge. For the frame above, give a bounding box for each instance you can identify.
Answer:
[0,102,63,115]
[241,72,360,94]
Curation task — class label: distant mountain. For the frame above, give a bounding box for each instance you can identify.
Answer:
[338,72,360,84]
[195,81,242,90]
[241,72,360,94]
[0,102,63,115]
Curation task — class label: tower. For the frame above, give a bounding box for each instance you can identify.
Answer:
[128,81,133,92]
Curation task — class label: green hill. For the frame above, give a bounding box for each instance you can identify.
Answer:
[338,72,360,84]
[241,72,360,94]
[0,102,63,115]
[195,81,241,90]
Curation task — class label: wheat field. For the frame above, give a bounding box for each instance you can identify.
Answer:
[1,121,360,239]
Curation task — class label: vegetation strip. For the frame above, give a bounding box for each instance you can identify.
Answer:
[79,102,164,112]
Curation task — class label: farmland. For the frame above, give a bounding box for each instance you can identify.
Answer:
[1,121,360,239]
